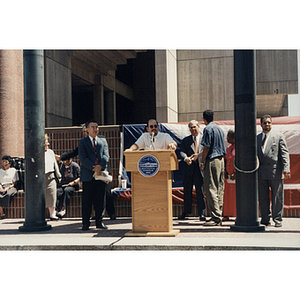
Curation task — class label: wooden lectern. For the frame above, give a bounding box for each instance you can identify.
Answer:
[124,150,180,237]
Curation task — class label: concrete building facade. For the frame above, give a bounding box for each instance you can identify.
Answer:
[0,49,298,159]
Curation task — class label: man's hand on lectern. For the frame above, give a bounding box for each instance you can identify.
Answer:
[168,142,177,151]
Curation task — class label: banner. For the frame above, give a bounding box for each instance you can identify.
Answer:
[121,116,300,188]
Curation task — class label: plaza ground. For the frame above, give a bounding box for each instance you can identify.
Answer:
[0,216,299,250]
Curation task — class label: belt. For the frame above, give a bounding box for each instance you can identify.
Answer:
[208,156,223,160]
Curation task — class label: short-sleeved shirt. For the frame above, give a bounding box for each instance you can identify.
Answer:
[135,132,175,150]
[0,168,19,189]
[45,149,56,174]
[201,122,226,160]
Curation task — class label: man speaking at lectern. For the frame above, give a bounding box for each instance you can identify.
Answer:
[126,119,177,151]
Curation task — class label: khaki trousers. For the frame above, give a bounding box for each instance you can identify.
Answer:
[203,157,225,222]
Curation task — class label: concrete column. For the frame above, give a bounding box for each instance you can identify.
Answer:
[0,50,24,159]
[155,50,178,123]
[104,90,116,125]
[44,50,72,127]
[94,77,104,125]
[19,50,51,232]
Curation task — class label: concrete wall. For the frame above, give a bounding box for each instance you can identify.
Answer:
[177,49,298,122]
[288,49,300,116]
[255,50,298,118]
[45,50,72,127]
[43,49,299,126]
[256,50,298,95]
[155,50,178,123]
[177,50,234,122]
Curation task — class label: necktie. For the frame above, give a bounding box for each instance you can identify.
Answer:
[262,134,267,149]
[65,168,69,179]
[194,136,198,154]
[93,138,98,165]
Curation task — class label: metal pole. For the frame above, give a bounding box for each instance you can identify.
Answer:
[231,50,264,232]
[19,50,51,232]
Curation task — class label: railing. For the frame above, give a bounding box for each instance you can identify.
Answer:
[45,125,122,188]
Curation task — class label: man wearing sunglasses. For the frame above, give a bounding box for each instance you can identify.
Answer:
[126,119,177,151]
[257,115,290,228]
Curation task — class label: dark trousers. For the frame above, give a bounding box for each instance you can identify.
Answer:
[0,188,17,207]
[258,178,284,223]
[183,163,205,216]
[56,186,76,210]
[82,179,106,226]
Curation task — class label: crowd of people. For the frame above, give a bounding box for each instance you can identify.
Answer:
[0,111,291,229]
[0,120,116,230]
[126,111,291,228]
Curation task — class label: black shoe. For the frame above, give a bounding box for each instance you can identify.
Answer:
[50,216,59,221]
[91,216,96,220]
[274,221,282,227]
[110,214,116,220]
[261,219,270,226]
[199,215,206,221]
[96,222,108,229]
[178,214,186,220]
[203,220,221,226]
[82,225,90,231]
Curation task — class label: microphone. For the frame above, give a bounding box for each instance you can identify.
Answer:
[151,132,154,142]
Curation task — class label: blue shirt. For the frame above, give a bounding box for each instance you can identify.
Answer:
[201,122,226,160]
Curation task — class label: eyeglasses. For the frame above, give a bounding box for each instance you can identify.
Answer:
[149,125,158,129]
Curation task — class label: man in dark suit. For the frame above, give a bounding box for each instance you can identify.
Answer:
[178,120,206,221]
[257,115,291,227]
[78,120,109,230]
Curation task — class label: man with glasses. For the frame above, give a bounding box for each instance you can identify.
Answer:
[126,119,177,151]
[257,115,290,228]
[178,120,206,221]
[79,120,109,230]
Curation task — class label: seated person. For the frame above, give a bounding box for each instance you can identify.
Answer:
[56,158,80,218]
[0,155,19,219]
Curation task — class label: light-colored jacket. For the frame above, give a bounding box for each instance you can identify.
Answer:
[257,130,290,180]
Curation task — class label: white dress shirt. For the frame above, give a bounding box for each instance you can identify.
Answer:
[135,132,174,150]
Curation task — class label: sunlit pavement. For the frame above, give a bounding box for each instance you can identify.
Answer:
[0,217,299,250]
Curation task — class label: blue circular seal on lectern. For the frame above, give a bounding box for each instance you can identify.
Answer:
[138,155,160,177]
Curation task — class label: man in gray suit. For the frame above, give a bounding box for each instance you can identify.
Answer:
[257,115,291,227]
